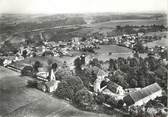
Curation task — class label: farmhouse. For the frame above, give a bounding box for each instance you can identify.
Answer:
[123,83,162,108]
[106,82,125,95]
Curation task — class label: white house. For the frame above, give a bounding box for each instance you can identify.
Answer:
[93,69,108,93]
[106,82,125,95]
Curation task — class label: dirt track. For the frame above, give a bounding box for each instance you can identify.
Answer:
[0,66,122,117]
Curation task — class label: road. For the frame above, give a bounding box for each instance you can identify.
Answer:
[0,66,122,117]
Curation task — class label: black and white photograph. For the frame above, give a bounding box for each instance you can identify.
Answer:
[0,0,167,117]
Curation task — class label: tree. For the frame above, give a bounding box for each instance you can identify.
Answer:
[117,100,124,108]
[22,49,27,58]
[95,92,105,105]
[74,88,94,109]
[65,76,84,93]
[55,76,84,101]
[130,79,138,88]
[33,61,41,73]
[55,80,74,100]
[133,41,145,53]
[109,59,117,71]
[106,97,118,107]
[0,40,18,55]
[89,58,101,68]
[146,56,158,71]
[74,57,82,69]
[55,66,73,80]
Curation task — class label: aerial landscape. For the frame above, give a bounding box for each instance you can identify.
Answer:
[0,0,168,117]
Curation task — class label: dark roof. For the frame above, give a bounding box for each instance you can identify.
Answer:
[107,81,120,93]
[124,83,162,106]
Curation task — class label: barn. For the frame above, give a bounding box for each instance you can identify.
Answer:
[123,83,162,108]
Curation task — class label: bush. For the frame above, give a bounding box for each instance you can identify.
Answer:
[74,88,94,109]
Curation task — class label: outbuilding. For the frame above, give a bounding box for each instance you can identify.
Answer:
[123,83,162,108]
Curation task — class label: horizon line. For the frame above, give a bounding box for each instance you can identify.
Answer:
[0,10,167,15]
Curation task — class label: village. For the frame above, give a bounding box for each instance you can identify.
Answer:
[0,22,167,117]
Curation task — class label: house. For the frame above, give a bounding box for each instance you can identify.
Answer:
[106,82,125,95]
[123,83,162,108]
[94,69,108,93]
[72,37,82,45]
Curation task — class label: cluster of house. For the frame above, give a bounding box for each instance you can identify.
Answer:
[147,45,168,58]
[0,32,166,116]
[81,57,164,112]
[87,63,164,114]
[72,32,142,49]
[71,37,98,51]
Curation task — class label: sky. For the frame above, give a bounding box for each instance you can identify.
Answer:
[0,0,167,14]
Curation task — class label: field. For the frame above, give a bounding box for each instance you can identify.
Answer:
[0,13,166,44]
[93,45,133,61]
[76,18,167,34]
[0,66,123,117]
[144,38,168,48]
[143,31,168,48]
[81,45,133,64]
